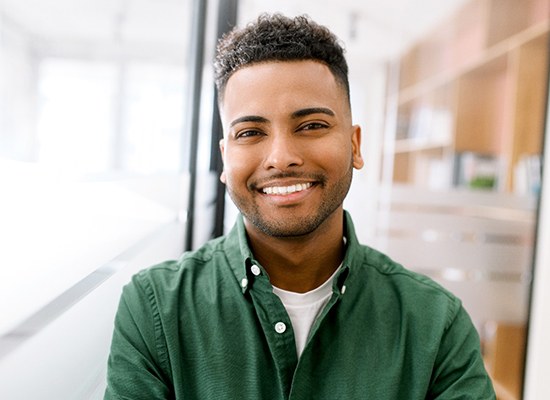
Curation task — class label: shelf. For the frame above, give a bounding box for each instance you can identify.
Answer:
[393,137,452,154]
[389,0,549,191]
[397,19,549,106]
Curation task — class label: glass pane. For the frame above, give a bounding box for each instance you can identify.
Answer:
[376,2,549,398]
[236,2,547,398]
[0,0,191,334]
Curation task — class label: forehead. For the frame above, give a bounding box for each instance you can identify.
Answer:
[220,60,350,123]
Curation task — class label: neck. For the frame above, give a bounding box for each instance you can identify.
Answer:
[245,209,345,293]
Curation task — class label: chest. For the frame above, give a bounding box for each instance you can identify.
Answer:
[161,287,435,399]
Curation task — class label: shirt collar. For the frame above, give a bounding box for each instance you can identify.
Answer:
[222,211,360,295]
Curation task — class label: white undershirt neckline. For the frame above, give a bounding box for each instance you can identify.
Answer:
[272,265,341,358]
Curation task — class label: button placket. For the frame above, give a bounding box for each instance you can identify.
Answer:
[247,274,298,392]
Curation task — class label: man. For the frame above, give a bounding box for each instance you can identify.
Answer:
[105,14,496,399]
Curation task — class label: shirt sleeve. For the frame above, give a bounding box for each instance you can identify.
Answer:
[104,274,172,400]
[429,303,496,399]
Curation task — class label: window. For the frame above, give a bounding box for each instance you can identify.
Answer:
[0,0,191,338]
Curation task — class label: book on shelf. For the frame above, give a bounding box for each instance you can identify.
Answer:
[453,152,506,191]
[514,154,542,196]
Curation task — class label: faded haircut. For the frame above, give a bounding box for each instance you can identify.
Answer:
[214,13,349,103]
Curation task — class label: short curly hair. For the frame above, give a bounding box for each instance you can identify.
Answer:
[214,13,349,103]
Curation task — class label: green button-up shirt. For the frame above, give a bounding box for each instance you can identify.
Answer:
[105,212,495,399]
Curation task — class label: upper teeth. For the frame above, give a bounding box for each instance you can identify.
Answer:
[262,182,312,195]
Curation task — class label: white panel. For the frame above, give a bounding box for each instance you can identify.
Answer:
[373,184,537,332]
[0,221,184,400]
[524,88,550,400]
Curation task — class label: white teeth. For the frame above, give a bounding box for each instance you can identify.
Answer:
[262,182,312,195]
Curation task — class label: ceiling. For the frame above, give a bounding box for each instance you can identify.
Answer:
[0,0,469,64]
[238,0,470,64]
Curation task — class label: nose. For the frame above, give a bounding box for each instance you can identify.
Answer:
[263,133,304,171]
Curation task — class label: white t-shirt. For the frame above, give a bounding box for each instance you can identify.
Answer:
[272,266,340,358]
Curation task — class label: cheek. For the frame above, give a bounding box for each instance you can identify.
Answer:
[223,152,255,184]
[312,140,353,170]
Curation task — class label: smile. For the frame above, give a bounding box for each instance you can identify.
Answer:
[262,182,313,195]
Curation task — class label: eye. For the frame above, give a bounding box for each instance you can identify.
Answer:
[235,129,264,139]
[300,122,329,131]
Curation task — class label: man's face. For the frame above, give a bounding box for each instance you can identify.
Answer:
[219,60,364,238]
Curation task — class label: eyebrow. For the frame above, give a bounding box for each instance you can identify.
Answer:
[291,107,335,119]
[229,107,335,128]
[229,115,268,128]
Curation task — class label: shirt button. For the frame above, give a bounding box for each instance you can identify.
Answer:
[250,264,261,276]
[240,278,248,288]
[275,322,287,334]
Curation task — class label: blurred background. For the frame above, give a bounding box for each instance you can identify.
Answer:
[0,0,548,398]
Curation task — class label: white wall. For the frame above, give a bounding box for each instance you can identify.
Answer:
[344,62,387,242]
[524,84,550,400]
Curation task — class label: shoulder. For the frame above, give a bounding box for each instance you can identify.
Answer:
[125,234,231,301]
[344,212,459,310]
[350,243,462,324]
[365,244,454,293]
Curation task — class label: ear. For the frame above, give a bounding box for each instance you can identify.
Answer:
[351,125,364,170]
[219,138,227,184]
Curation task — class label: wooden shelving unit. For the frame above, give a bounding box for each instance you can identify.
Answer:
[390,0,549,192]
[386,1,549,398]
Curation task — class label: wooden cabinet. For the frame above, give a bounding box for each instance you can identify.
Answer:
[484,322,527,400]
[390,0,549,192]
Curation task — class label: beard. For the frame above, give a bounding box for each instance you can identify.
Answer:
[225,162,353,238]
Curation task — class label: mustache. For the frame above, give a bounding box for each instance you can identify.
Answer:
[249,172,326,190]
